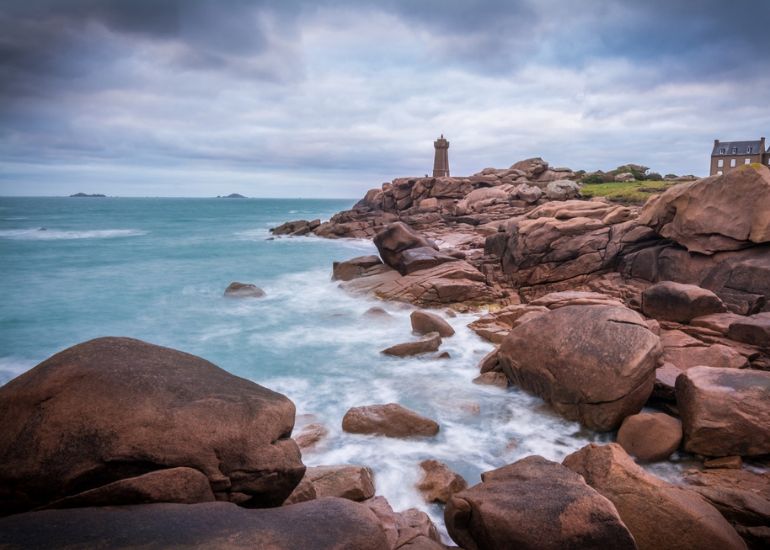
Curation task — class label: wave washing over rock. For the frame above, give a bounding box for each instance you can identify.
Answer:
[1,165,769,549]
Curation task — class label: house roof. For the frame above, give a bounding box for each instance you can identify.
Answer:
[712,140,763,156]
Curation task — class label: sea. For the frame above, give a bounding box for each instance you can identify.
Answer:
[2,196,661,537]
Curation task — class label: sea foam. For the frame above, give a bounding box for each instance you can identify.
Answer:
[0,228,146,240]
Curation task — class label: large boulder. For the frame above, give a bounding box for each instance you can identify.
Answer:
[641,281,726,322]
[342,404,439,438]
[638,164,770,254]
[0,498,391,550]
[675,367,770,457]
[564,443,746,550]
[0,337,304,516]
[616,412,682,462]
[445,455,636,550]
[373,222,438,274]
[498,305,662,430]
[398,246,458,274]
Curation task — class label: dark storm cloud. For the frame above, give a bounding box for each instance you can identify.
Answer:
[0,0,768,196]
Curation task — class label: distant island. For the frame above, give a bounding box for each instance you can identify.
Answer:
[69,193,106,197]
[217,193,247,199]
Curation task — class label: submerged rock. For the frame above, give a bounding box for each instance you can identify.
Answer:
[342,403,439,438]
[224,281,266,298]
[445,455,636,550]
[497,304,662,431]
[0,337,304,515]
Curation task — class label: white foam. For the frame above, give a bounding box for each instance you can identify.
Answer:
[0,228,146,240]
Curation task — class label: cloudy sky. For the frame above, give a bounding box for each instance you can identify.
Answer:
[1,0,768,197]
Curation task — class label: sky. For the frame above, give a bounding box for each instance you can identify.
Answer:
[1,0,769,197]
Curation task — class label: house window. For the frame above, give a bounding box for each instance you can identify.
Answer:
[731,147,738,154]
[730,158,737,167]
[745,158,751,164]
[717,159,724,167]
[747,146,753,153]
[719,148,726,154]
[717,170,723,175]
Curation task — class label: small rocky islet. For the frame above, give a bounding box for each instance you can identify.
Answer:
[2,160,769,549]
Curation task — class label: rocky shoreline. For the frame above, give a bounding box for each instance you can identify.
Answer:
[1,160,768,549]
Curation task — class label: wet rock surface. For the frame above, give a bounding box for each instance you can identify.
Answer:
[341,403,440,438]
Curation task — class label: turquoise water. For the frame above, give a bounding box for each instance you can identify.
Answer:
[1,196,611,537]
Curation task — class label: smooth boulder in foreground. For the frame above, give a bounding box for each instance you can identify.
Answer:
[445,456,636,550]
[641,281,725,322]
[564,443,746,550]
[498,304,662,430]
[0,498,390,550]
[342,403,439,438]
[616,412,682,462]
[0,337,304,515]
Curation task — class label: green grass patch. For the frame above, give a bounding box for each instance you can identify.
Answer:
[580,180,679,204]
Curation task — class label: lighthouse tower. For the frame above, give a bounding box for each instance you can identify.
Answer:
[433,134,450,177]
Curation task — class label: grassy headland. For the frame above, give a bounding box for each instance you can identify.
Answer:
[580,180,679,204]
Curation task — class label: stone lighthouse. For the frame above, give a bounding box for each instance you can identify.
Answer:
[433,134,450,177]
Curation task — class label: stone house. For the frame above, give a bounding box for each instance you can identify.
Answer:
[710,137,770,175]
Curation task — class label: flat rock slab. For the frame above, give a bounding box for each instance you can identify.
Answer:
[727,314,770,347]
[332,255,383,281]
[0,498,390,550]
[445,456,636,550]
[342,403,439,438]
[676,366,770,457]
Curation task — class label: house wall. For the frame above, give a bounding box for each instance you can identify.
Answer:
[710,153,762,176]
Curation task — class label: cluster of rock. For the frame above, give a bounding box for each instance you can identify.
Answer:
[273,162,770,548]
[0,337,449,549]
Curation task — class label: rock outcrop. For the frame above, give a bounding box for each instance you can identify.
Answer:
[445,455,636,550]
[0,337,304,516]
[638,164,770,255]
[341,404,439,438]
[564,443,746,550]
[675,367,770,457]
[285,465,375,504]
[373,222,439,274]
[497,304,662,430]
[0,498,391,550]
[332,255,384,281]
